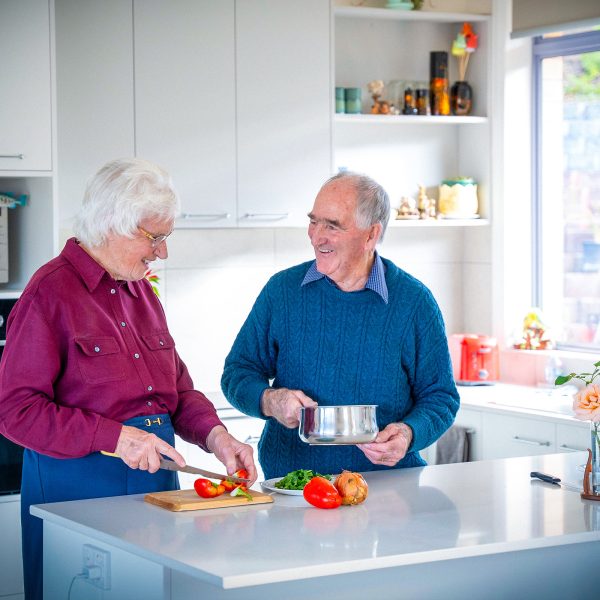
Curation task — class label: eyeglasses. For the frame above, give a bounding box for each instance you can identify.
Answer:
[138,226,173,248]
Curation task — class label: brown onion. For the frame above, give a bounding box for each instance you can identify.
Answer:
[334,471,368,505]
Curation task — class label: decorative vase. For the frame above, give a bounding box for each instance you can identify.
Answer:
[450,80,473,116]
[591,422,600,495]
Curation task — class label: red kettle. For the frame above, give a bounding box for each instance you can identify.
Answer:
[450,334,499,385]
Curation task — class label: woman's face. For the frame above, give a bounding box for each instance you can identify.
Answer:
[101,217,174,281]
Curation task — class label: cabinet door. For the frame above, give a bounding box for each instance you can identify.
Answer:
[134,0,236,228]
[55,0,135,228]
[0,497,23,597]
[482,413,556,460]
[236,0,332,227]
[0,0,51,171]
[556,423,589,454]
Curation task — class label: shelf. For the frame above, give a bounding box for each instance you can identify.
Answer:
[334,6,490,24]
[335,114,488,125]
[388,217,489,227]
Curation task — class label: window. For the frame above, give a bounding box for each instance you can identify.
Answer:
[533,29,600,351]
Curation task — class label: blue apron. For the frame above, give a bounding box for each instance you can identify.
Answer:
[20,414,179,600]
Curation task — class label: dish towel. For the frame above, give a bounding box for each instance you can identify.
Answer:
[435,425,471,464]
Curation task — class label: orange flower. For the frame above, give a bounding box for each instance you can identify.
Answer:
[573,384,600,422]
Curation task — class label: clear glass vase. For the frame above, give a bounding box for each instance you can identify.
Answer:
[591,422,600,495]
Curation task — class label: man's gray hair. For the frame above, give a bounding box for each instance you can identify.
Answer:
[73,157,180,247]
[323,171,390,241]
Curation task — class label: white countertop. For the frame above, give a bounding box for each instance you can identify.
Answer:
[31,452,600,589]
[457,382,586,425]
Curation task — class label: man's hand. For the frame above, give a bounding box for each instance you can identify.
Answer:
[206,426,258,485]
[358,422,413,467]
[114,425,186,473]
[260,387,317,428]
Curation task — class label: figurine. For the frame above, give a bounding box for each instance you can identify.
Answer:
[397,196,419,219]
[513,308,554,350]
[417,185,436,219]
[367,80,391,115]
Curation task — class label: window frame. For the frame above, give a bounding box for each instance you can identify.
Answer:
[532,29,600,350]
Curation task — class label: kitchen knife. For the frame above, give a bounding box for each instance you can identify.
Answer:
[100,451,249,483]
[530,471,581,492]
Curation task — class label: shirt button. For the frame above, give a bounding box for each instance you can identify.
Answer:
[94,346,100,353]
[147,401,152,407]
[110,289,116,294]
[159,340,164,346]
[147,386,153,392]
[120,322,126,327]
[134,353,140,359]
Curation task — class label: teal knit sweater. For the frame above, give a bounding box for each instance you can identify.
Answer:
[221,257,459,480]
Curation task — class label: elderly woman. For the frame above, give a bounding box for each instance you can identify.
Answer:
[0,158,256,600]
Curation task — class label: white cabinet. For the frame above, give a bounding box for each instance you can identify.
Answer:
[236,0,332,227]
[54,0,134,228]
[0,496,24,599]
[333,7,491,223]
[557,423,589,454]
[134,0,237,229]
[0,0,52,172]
[175,415,265,490]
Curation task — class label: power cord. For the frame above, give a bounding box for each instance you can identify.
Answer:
[67,567,103,600]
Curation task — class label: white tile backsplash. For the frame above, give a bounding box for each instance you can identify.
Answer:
[161,226,481,394]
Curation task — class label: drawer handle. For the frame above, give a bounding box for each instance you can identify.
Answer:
[559,443,586,452]
[0,154,24,159]
[244,435,261,444]
[513,435,551,447]
[241,213,289,221]
[181,212,230,220]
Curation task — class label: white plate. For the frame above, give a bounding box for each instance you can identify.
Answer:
[261,477,304,496]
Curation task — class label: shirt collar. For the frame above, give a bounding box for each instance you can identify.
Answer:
[301,251,388,304]
[62,238,139,297]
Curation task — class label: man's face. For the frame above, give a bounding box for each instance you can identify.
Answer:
[307,179,378,287]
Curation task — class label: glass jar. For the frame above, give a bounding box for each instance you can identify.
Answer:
[430,51,450,116]
[344,87,362,114]
[416,85,431,116]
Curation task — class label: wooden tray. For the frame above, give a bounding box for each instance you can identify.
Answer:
[144,488,274,511]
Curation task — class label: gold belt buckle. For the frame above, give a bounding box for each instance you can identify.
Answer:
[145,417,163,427]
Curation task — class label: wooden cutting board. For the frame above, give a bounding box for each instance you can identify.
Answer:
[144,488,274,511]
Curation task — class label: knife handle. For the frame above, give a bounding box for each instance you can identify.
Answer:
[530,471,561,485]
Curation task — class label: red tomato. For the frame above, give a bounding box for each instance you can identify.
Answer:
[303,476,342,509]
[194,478,225,498]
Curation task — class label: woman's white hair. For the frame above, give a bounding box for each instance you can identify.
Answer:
[73,157,180,247]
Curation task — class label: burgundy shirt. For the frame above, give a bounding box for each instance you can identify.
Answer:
[0,238,223,458]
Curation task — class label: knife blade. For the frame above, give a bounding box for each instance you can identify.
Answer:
[100,451,249,483]
[530,471,581,493]
[158,458,249,483]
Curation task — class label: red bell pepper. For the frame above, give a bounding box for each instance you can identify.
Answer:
[303,476,342,509]
[220,469,250,493]
[194,478,225,498]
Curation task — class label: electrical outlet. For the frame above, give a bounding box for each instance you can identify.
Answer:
[82,544,111,590]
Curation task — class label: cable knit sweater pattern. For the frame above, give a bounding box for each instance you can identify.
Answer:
[221,257,460,480]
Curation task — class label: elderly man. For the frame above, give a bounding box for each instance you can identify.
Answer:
[221,171,459,479]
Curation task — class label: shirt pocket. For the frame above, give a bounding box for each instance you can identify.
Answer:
[74,336,126,384]
[141,332,177,376]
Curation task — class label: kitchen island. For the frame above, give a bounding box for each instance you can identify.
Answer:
[32,452,599,599]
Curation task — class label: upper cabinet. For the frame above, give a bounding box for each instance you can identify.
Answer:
[333,6,491,224]
[0,0,52,173]
[134,0,237,229]
[236,0,332,227]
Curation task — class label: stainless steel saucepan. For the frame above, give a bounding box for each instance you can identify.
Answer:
[299,405,378,445]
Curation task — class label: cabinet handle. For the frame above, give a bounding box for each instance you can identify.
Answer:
[559,443,586,452]
[244,435,261,444]
[0,154,24,159]
[241,213,289,221]
[181,212,230,220]
[513,435,551,447]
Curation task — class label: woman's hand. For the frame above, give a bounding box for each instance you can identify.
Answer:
[260,387,317,428]
[358,422,413,467]
[114,425,186,473]
[206,425,258,485]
